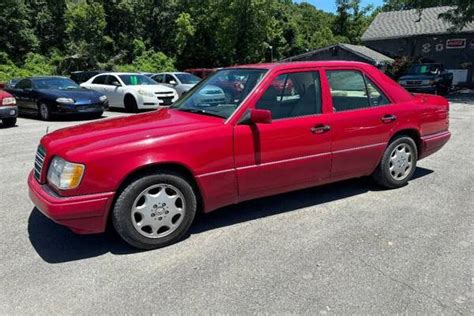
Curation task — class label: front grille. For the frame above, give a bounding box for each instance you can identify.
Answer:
[34,146,46,182]
[407,80,422,85]
[158,97,174,105]
[155,92,174,97]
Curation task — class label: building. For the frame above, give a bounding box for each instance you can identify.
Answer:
[362,6,474,85]
[282,43,394,70]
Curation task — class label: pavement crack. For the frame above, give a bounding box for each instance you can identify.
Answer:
[358,258,461,314]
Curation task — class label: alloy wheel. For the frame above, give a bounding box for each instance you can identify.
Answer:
[389,143,413,180]
[131,184,186,238]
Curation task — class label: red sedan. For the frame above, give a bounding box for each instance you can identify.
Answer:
[0,90,18,127]
[28,61,450,249]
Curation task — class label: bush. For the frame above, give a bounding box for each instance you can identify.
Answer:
[114,50,175,73]
[0,52,55,82]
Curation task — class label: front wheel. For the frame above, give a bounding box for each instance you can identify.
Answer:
[2,117,17,127]
[38,103,51,121]
[112,172,197,249]
[372,136,418,189]
[124,95,138,113]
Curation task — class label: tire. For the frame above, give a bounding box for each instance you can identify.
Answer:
[2,117,16,127]
[372,135,418,189]
[124,95,138,113]
[112,172,197,250]
[38,103,51,121]
[90,111,104,119]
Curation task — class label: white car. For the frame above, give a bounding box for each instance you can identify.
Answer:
[81,73,178,111]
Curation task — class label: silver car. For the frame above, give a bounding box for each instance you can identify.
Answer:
[151,72,201,97]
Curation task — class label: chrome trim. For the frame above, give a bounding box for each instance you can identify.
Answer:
[34,146,46,182]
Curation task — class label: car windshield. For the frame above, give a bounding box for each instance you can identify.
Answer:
[171,69,267,119]
[34,78,80,90]
[175,73,201,84]
[119,74,157,86]
[407,64,439,75]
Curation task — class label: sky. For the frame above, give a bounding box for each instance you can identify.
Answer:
[295,0,385,13]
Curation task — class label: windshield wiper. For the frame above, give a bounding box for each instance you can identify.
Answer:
[177,108,226,118]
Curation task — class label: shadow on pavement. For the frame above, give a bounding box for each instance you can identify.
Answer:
[447,90,474,105]
[28,167,433,264]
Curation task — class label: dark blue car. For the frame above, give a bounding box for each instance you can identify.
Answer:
[6,76,109,120]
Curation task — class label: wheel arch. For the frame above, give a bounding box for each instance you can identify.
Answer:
[111,162,205,220]
[389,128,422,154]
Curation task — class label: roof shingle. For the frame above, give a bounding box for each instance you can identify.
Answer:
[362,6,474,41]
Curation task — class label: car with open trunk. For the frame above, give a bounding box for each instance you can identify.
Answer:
[28,61,451,249]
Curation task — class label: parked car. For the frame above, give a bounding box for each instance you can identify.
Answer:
[398,63,453,95]
[0,90,18,127]
[184,68,217,79]
[150,72,201,96]
[81,73,178,112]
[5,76,108,120]
[4,78,20,89]
[28,61,450,250]
[70,71,104,84]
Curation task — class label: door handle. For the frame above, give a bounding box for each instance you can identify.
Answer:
[311,124,331,134]
[381,114,397,123]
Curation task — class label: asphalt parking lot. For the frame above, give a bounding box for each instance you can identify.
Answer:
[1,97,473,314]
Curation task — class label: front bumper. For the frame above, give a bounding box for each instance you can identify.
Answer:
[401,85,436,93]
[0,105,18,118]
[53,101,109,114]
[419,130,451,160]
[28,171,115,234]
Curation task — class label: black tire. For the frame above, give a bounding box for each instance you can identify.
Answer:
[38,103,51,121]
[372,135,418,189]
[124,95,138,113]
[112,172,197,250]
[90,111,104,119]
[2,117,16,127]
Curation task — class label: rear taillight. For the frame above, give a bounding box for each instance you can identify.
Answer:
[2,97,16,106]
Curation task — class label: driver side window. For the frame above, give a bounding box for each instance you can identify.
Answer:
[16,79,32,89]
[255,71,322,120]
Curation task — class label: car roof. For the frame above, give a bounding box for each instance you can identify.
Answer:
[98,72,148,76]
[226,61,374,70]
[26,76,70,80]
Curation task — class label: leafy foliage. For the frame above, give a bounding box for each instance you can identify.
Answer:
[0,0,379,80]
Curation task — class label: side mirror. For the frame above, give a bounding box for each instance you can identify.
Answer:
[169,80,177,85]
[111,81,121,87]
[239,108,272,125]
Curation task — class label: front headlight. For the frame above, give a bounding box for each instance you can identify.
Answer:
[56,97,75,104]
[2,97,16,105]
[99,95,107,102]
[47,156,85,190]
[138,89,154,97]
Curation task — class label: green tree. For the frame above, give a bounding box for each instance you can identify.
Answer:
[0,0,38,62]
[64,0,109,68]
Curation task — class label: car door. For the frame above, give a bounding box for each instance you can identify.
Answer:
[234,69,332,201]
[12,79,36,112]
[324,69,396,180]
[104,75,125,107]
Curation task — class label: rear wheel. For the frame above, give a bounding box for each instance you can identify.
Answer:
[372,136,418,189]
[112,172,197,250]
[124,95,138,113]
[1,117,16,127]
[38,103,51,121]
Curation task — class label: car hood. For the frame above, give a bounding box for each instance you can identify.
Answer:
[399,74,435,81]
[0,90,13,99]
[41,109,222,158]
[37,88,103,100]
[127,84,175,93]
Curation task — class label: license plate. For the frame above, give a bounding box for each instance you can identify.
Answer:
[10,109,16,116]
